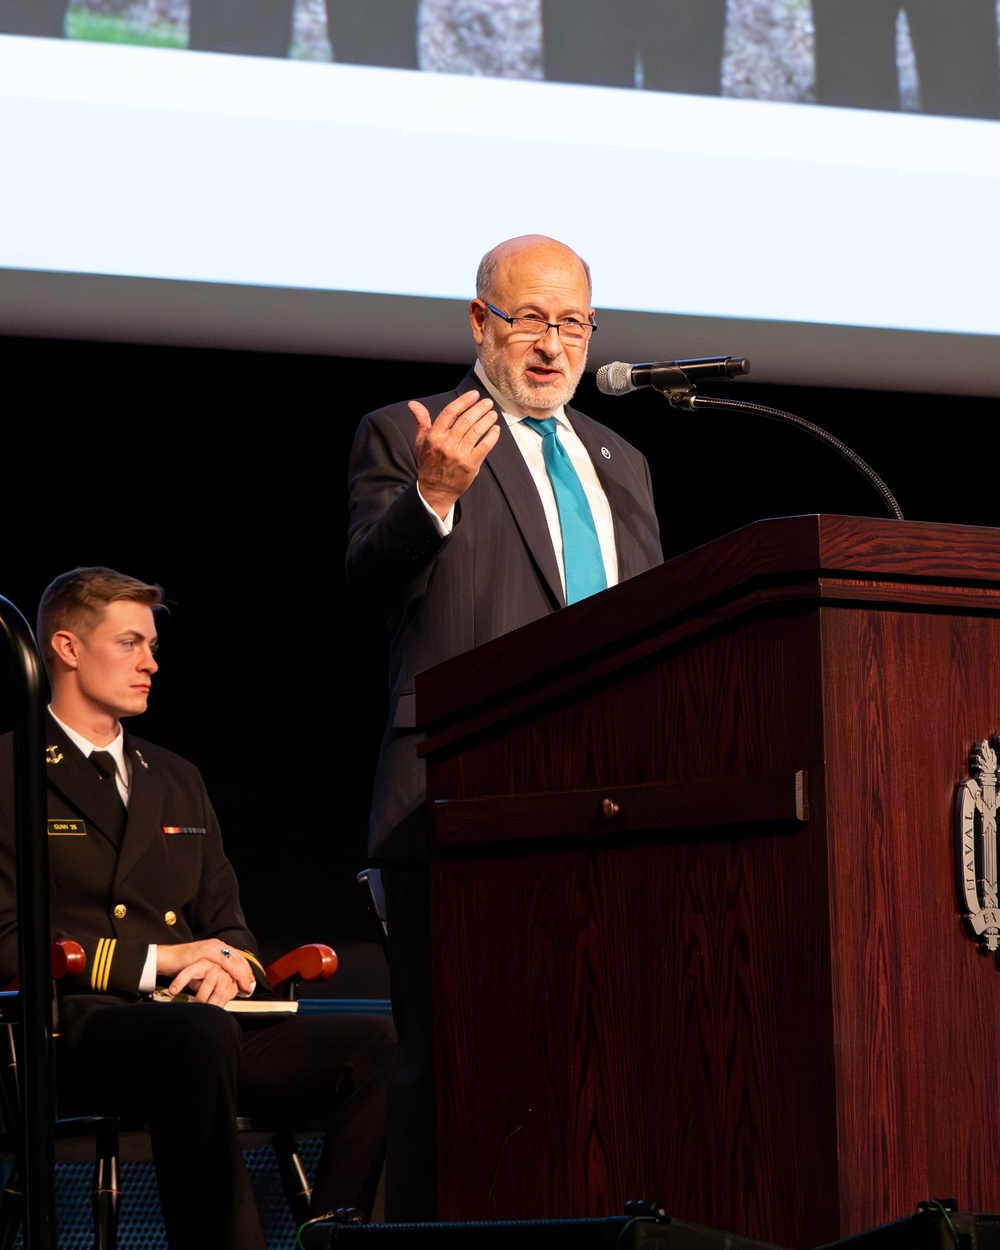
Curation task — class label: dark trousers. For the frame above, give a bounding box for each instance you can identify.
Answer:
[327,0,419,67]
[813,0,1000,119]
[188,0,295,57]
[543,0,727,95]
[60,997,395,1249]
[188,0,420,66]
[0,0,66,37]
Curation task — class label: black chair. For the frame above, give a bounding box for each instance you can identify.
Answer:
[0,941,341,1249]
[0,940,121,1250]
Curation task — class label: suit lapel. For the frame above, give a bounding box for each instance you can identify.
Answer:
[482,414,566,609]
[460,370,564,609]
[570,407,647,582]
[466,370,649,603]
[43,713,125,850]
[113,731,164,886]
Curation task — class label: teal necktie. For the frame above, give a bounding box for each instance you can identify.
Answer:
[522,417,607,605]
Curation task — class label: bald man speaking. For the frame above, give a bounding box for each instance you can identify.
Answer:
[346,235,663,1218]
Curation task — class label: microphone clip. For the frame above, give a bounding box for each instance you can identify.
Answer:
[650,366,699,410]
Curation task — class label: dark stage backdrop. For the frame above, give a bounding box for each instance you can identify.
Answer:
[0,333,993,995]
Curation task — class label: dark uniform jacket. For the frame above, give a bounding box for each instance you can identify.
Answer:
[347,369,664,858]
[0,713,267,1025]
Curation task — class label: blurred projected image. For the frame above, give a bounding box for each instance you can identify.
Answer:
[811,0,1000,118]
[0,0,417,58]
[1,0,997,120]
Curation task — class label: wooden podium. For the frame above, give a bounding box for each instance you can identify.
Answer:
[415,515,1000,1249]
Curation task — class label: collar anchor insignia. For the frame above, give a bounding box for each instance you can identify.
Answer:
[45,745,63,765]
[956,732,1000,958]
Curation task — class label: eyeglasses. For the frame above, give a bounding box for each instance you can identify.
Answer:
[484,303,596,344]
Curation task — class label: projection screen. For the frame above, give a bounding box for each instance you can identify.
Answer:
[1,1,998,395]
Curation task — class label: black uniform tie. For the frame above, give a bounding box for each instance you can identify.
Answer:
[89,750,127,846]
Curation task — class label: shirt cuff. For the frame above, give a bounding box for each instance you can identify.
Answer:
[138,944,157,993]
[416,483,455,536]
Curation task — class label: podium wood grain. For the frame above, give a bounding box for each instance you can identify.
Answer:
[417,516,1000,1246]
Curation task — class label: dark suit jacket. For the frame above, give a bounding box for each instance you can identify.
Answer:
[0,713,266,1029]
[347,369,663,858]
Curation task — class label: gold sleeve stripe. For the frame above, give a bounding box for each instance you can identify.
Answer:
[91,938,116,992]
[243,951,266,977]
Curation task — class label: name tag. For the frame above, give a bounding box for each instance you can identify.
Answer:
[162,826,206,835]
[48,819,86,836]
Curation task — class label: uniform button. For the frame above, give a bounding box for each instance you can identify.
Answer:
[164,911,177,926]
[113,904,127,919]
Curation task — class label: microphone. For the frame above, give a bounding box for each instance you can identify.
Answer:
[596,356,750,396]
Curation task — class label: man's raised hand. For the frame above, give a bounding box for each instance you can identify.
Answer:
[410,389,499,519]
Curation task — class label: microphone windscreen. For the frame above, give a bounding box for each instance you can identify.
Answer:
[595,361,635,396]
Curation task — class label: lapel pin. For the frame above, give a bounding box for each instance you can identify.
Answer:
[45,745,63,765]
[601,447,611,459]
[135,750,148,770]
